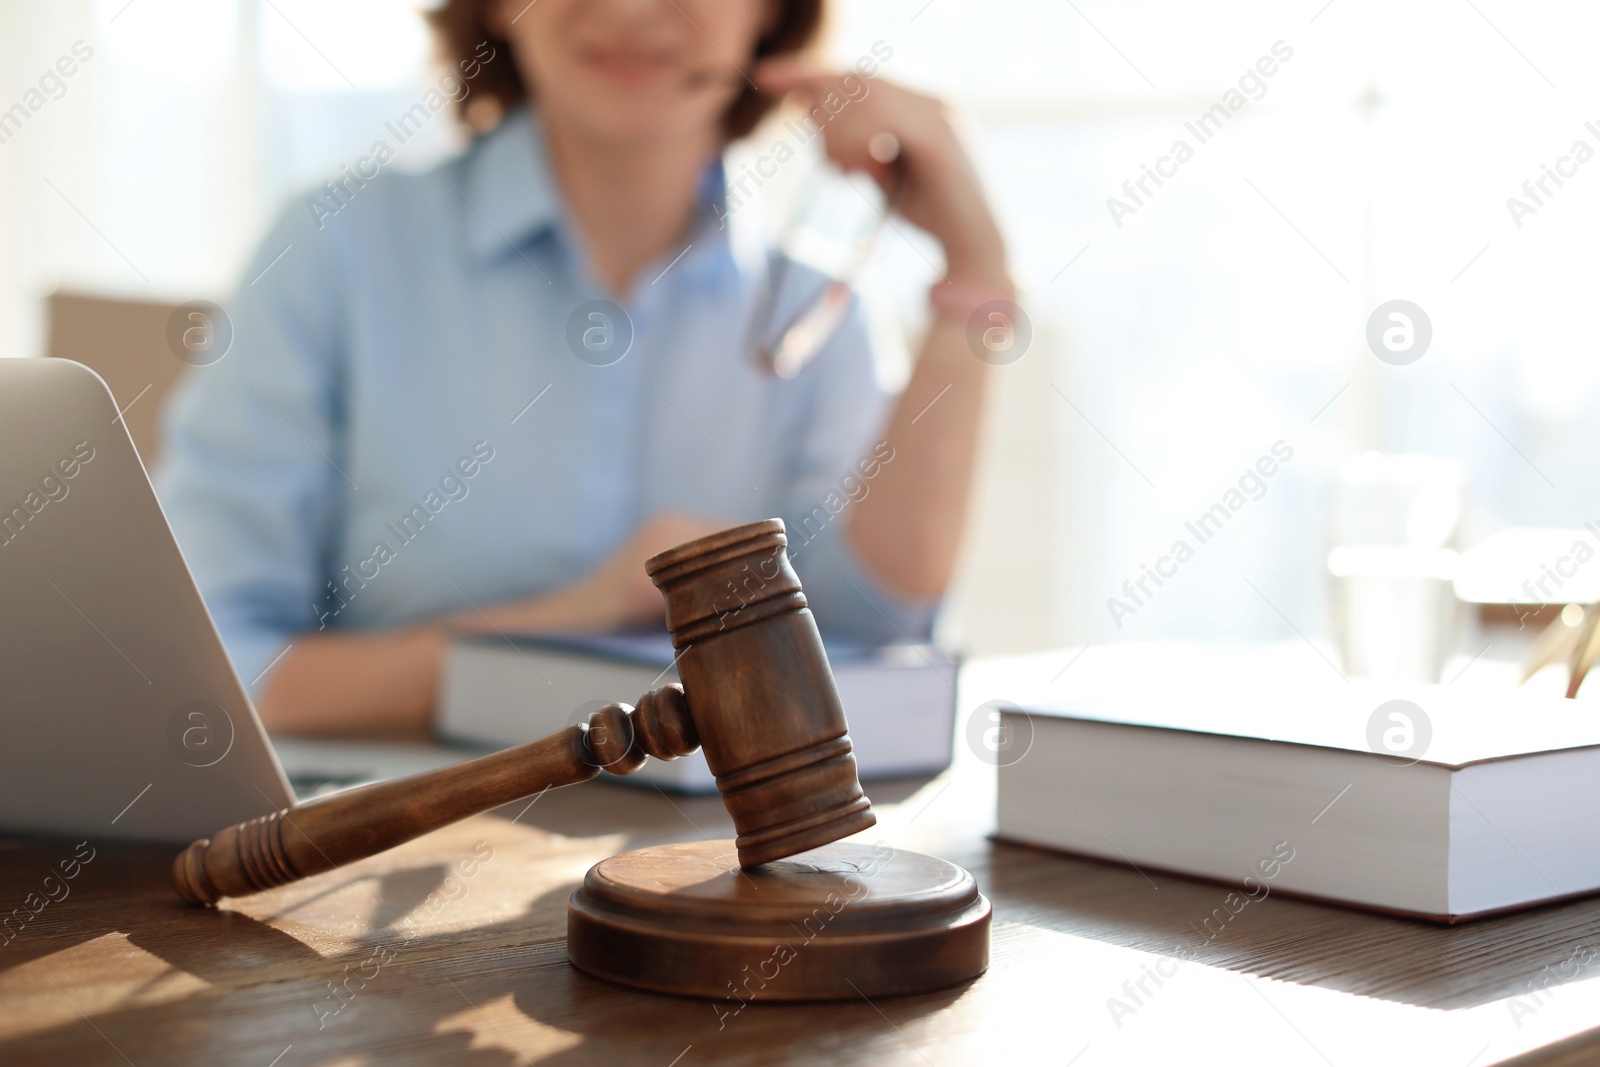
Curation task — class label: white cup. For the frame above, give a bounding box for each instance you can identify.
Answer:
[1329,546,1459,682]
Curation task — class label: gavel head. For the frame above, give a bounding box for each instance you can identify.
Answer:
[644,518,876,867]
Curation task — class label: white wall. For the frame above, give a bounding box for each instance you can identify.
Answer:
[5,0,1600,657]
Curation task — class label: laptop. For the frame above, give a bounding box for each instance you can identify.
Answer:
[0,358,294,844]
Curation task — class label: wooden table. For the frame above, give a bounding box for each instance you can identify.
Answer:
[7,654,1600,1066]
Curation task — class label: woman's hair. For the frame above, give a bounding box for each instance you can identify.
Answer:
[427,0,826,140]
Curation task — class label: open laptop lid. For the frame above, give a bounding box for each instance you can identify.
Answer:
[0,358,292,844]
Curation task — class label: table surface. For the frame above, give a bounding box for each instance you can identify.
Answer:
[6,651,1600,1066]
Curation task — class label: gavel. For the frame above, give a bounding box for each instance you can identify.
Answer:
[173,518,877,904]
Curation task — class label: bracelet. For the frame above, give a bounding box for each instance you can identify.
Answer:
[928,278,1017,321]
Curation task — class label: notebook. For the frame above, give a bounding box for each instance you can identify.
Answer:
[996,662,1600,922]
[437,632,958,793]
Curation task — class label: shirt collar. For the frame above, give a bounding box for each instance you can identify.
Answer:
[462,107,740,287]
[463,107,561,262]
[687,158,748,287]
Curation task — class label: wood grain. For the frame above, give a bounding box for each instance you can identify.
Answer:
[646,518,876,865]
[567,839,989,1000]
[169,692,692,905]
[9,745,1600,1063]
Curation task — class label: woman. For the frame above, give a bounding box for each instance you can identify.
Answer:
[156,0,1010,738]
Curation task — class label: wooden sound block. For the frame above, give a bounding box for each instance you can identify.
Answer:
[567,839,990,1002]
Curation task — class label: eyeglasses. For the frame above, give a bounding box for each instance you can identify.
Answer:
[746,136,902,380]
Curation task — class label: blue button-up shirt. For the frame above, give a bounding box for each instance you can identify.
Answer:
[155,108,935,698]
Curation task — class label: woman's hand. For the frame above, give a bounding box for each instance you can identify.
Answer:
[560,512,730,628]
[455,512,729,634]
[259,513,729,738]
[753,60,1008,287]
[756,62,1013,602]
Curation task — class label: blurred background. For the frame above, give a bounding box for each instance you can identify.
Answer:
[3,0,1597,664]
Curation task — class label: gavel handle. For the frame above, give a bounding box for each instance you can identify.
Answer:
[173,688,698,905]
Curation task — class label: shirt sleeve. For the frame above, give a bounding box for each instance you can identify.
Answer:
[779,291,941,646]
[153,202,347,697]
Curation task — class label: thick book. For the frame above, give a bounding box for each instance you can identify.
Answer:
[996,674,1600,922]
[438,632,957,793]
